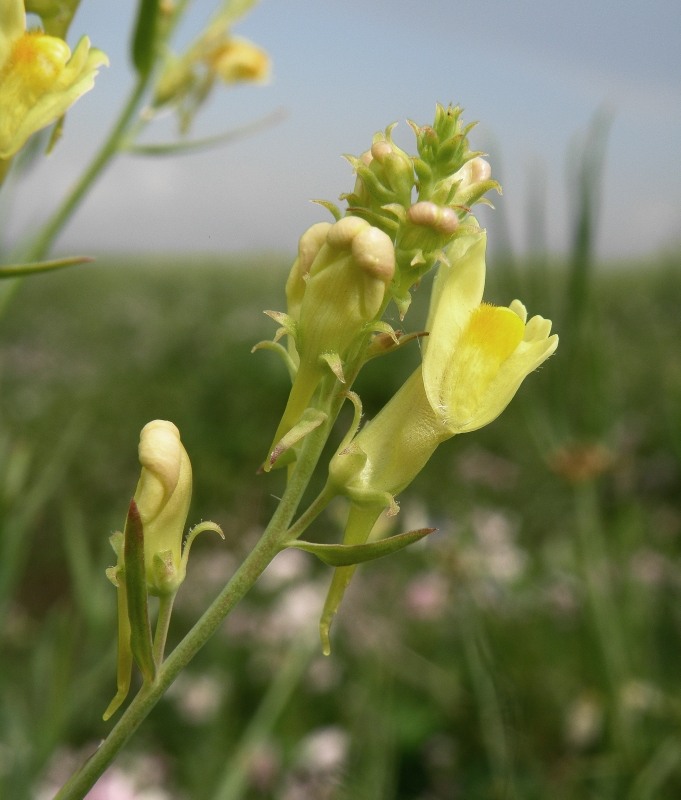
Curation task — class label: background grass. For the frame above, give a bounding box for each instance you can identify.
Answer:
[0,242,680,799]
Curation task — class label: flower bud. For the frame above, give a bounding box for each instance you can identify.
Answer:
[285,222,332,323]
[432,156,499,209]
[366,130,414,205]
[0,0,107,159]
[267,218,395,464]
[134,420,192,595]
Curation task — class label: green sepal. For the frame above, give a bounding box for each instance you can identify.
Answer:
[311,199,342,221]
[103,531,133,721]
[251,340,297,382]
[365,329,426,360]
[320,351,345,383]
[266,408,327,471]
[131,0,160,77]
[123,499,156,684]
[264,310,298,339]
[0,256,92,279]
[284,527,436,567]
[182,521,224,573]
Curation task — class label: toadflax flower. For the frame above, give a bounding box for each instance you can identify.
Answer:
[104,420,222,719]
[264,216,395,468]
[0,0,107,160]
[329,229,558,505]
[320,228,558,650]
[134,419,193,596]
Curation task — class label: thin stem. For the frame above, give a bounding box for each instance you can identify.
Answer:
[152,592,176,669]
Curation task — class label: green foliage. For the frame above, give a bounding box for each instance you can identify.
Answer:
[1,245,680,798]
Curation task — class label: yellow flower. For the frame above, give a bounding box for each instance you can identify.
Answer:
[0,0,107,159]
[134,420,192,596]
[206,35,270,84]
[422,231,558,434]
[329,229,558,507]
[321,230,557,650]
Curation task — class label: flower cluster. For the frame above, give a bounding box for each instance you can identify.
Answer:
[152,5,270,134]
[261,106,558,651]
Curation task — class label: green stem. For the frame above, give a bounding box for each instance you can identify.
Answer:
[53,387,344,800]
[152,592,176,669]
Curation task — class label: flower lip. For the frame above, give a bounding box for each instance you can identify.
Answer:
[422,231,558,434]
[0,3,108,160]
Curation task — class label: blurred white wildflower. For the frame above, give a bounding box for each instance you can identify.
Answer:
[296,726,349,773]
[259,548,311,591]
[564,693,603,750]
[279,725,349,799]
[37,750,174,800]
[167,671,226,725]
[262,581,328,643]
[404,571,450,620]
[246,739,282,793]
[470,507,527,583]
[172,547,238,615]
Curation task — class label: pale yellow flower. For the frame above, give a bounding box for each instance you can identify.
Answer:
[134,420,192,595]
[321,230,557,651]
[207,35,270,84]
[0,0,107,159]
[266,217,395,467]
[329,229,558,506]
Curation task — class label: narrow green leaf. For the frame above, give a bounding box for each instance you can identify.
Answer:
[123,500,155,683]
[0,256,92,279]
[125,110,286,157]
[285,527,437,567]
[131,0,160,77]
[268,408,327,469]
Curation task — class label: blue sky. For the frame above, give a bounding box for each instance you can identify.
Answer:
[6,0,681,261]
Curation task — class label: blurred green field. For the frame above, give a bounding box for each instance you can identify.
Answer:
[1,246,680,799]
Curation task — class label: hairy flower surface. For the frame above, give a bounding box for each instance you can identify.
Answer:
[0,0,107,159]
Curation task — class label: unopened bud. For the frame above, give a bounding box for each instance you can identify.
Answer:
[370,140,393,163]
[286,222,332,321]
[407,201,459,235]
[134,420,192,595]
[266,218,395,461]
[352,225,396,281]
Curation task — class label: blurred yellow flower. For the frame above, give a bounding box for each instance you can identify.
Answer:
[329,229,558,506]
[206,35,270,84]
[0,0,107,159]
